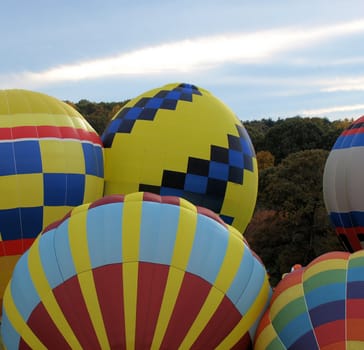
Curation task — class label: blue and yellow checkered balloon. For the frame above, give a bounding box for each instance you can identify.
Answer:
[0,89,104,304]
[102,83,258,234]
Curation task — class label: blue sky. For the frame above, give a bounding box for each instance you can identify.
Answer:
[2,0,364,121]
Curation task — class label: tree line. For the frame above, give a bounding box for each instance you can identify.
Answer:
[243,117,352,285]
[70,100,353,286]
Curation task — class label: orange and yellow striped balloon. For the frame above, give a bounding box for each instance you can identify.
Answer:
[1,192,271,349]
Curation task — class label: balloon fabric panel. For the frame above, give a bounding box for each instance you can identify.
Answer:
[1,192,271,349]
[323,116,364,251]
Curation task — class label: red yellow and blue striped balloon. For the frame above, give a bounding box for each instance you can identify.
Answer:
[323,116,364,252]
[254,251,364,349]
[0,89,104,308]
[1,192,271,349]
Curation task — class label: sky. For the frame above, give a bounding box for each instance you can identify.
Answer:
[2,0,364,121]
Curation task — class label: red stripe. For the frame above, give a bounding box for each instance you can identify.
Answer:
[160,271,212,348]
[0,238,35,256]
[0,126,102,145]
[315,320,345,348]
[23,302,71,350]
[336,227,364,251]
[93,264,126,348]
[342,127,364,136]
[191,294,245,349]
[52,275,101,349]
[135,263,169,348]
[347,299,364,319]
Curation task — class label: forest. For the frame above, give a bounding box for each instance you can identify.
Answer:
[71,99,352,286]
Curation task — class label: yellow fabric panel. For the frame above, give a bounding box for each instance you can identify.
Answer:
[77,271,110,350]
[222,159,258,234]
[253,321,278,350]
[40,140,84,174]
[151,201,198,349]
[347,341,364,350]
[269,284,303,319]
[170,204,197,269]
[68,203,109,349]
[303,258,347,280]
[27,236,82,349]
[0,114,86,128]
[179,288,224,349]
[83,175,104,203]
[121,192,143,349]
[216,276,271,349]
[151,267,185,350]
[2,283,47,350]
[42,206,72,229]
[214,230,245,292]
[68,203,91,272]
[0,174,43,209]
[0,255,21,310]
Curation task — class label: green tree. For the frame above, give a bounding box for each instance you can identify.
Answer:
[245,149,343,286]
[264,117,324,164]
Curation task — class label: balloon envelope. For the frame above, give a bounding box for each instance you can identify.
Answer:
[101,82,258,233]
[0,89,104,307]
[1,192,271,349]
[323,116,364,251]
[254,251,364,349]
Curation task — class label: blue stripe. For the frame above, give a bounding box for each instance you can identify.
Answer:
[235,258,265,315]
[82,143,104,177]
[0,207,43,240]
[330,211,364,227]
[53,219,76,281]
[39,228,64,289]
[226,243,253,304]
[347,265,364,282]
[10,251,40,321]
[309,300,345,327]
[304,283,346,309]
[347,281,364,298]
[87,202,123,268]
[14,141,42,174]
[139,202,179,265]
[187,215,228,285]
[1,311,20,350]
[43,173,85,206]
[0,142,16,175]
[276,311,314,348]
[333,133,364,149]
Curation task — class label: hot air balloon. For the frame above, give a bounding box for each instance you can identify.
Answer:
[0,89,104,309]
[323,116,364,252]
[1,192,271,349]
[254,251,364,349]
[101,83,258,234]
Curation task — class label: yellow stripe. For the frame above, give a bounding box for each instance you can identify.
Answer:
[254,322,277,350]
[269,284,303,319]
[303,258,347,280]
[179,227,245,348]
[151,202,198,350]
[216,276,271,349]
[0,113,83,128]
[122,192,143,350]
[27,236,82,349]
[2,282,47,350]
[68,203,110,350]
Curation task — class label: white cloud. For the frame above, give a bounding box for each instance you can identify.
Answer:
[2,19,364,88]
[302,104,364,116]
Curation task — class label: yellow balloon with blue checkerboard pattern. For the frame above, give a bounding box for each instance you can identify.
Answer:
[101,83,258,234]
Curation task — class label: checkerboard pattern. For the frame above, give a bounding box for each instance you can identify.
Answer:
[102,83,202,147]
